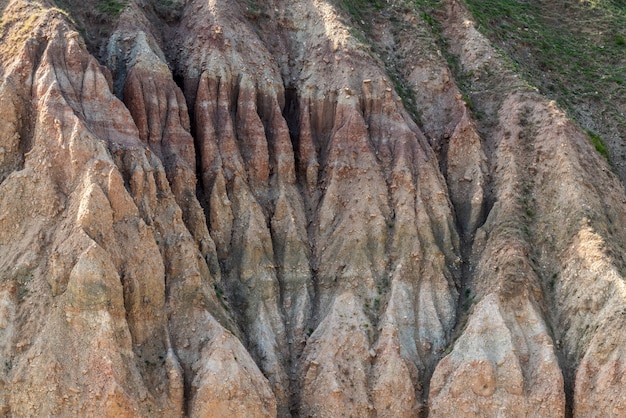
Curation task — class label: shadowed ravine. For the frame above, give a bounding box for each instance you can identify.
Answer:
[0,0,625,417]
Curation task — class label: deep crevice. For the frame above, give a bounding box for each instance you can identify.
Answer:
[283,86,300,166]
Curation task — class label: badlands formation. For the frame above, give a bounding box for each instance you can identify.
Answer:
[0,0,625,416]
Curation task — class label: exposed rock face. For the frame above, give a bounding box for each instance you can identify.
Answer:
[1,0,625,416]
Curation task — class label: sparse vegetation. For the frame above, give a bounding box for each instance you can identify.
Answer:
[243,0,261,19]
[14,266,33,303]
[463,0,626,96]
[331,0,425,124]
[152,0,181,22]
[549,272,558,290]
[410,0,495,122]
[340,0,383,22]
[0,4,46,59]
[96,0,127,16]
[213,282,230,311]
[587,129,610,162]
[462,289,475,311]
[463,0,626,165]
[388,70,422,123]
[213,282,224,299]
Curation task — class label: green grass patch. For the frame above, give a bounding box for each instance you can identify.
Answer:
[462,0,626,150]
[388,70,422,123]
[586,129,611,161]
[341,0,383,22]
[97,0,126,15]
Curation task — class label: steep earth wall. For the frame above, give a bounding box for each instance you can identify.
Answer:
[0,0,625,416]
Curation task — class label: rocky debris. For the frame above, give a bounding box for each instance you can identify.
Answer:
[0,0,625,416]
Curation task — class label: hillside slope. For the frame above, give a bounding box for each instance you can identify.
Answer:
[0,0,625,416]
[461,0,626,183]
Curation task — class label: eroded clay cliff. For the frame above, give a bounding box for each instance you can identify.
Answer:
[0,0,625,416]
